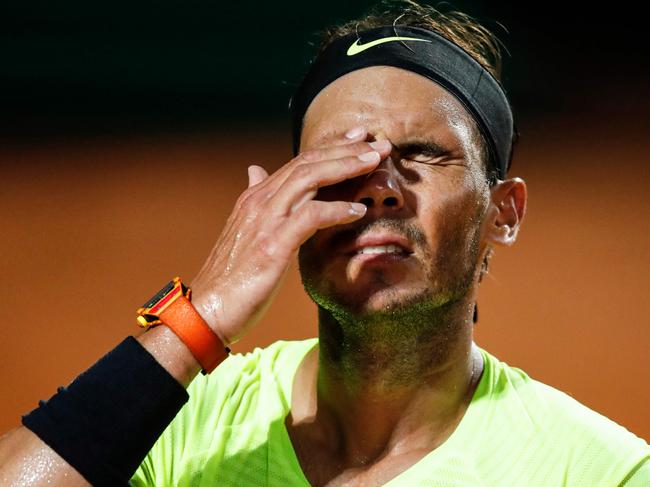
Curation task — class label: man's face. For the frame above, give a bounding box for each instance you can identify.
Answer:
[298,66,492,319]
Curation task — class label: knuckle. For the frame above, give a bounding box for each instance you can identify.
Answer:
[299,149,321,162]
[343,155,363,167]
[352,141,370,153]
[345,141,371,154]
[296,202,316,221]
[304,178,319,194]
[239,189,261,212]
[256,233,279,258]
[291,164,312,181]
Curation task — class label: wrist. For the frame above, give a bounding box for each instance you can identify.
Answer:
[137,325,201,388]
[189,289,231,347]
[22,336,189,486]
[136,277,230,375]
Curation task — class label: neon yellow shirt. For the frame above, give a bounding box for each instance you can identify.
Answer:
[130,338,649,486]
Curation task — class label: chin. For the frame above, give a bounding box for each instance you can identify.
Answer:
[333,282,432,316]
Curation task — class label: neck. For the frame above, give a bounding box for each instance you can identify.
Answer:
[306,294,482,466]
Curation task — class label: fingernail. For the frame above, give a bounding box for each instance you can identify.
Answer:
[358,151,380,163]
[369,139,391,151]
[345,126,365,139]
[349,203,367,215]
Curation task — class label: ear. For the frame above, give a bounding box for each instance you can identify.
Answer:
[485,177,527,246]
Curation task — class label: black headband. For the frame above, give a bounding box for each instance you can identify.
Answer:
[289,25,515,180]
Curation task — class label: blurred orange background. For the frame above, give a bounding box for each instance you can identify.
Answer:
[0,112,648,441]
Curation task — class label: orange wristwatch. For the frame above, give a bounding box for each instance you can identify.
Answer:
[136,277,230,374]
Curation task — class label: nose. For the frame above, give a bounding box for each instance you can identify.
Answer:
[353,157,404,211]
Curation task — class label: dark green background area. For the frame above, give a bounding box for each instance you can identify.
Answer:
[1,1,647,138]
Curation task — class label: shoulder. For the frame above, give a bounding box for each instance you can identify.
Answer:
[480,348,649,484]
[130,338,318,485]
[192,338,318,390]
[187,337,318,414]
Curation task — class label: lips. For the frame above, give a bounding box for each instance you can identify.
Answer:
[341,233,414,256]
[356,244,407,255]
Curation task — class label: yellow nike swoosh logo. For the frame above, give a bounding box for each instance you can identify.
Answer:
[346,36,432,56]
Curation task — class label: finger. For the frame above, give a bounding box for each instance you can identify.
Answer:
[343,126,367,141]
[318,125,368,148]
[279,200,367,250]
[260,138,392,200]
[296,126,367,155]
[272,151,382,214]
[263,129,378,192]
[300,138,391,164]
[247,165,269,188]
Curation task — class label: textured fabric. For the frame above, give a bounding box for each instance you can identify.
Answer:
[289,26,515,180]
[22,336,189,487]
[130,339,649,486]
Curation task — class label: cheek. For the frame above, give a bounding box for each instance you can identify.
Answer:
[415,176,484,254]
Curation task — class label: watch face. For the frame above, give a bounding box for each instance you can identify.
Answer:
[142,280,175,309]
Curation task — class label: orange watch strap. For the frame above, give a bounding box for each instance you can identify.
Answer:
[158,295,229,374]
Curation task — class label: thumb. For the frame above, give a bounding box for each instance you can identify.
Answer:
[247,165,269,188]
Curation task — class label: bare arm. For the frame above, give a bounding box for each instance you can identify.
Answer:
[0,426,89,486]
[0,325,201,487]
[0,127,388,486]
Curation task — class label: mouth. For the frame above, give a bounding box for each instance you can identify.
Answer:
[342,234,414,261]
[352,244,410,256]
[349,249,412,265]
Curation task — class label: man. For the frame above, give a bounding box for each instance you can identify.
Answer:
[0,1,648,486]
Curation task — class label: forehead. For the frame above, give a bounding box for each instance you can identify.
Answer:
[300,66,480,151]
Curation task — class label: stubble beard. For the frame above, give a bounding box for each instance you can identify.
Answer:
[297,216,483,385]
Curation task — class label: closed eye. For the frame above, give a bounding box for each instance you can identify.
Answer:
[403,151,445,163]
[396,141,449,163]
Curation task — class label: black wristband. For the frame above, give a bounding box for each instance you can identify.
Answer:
[22,336,189,486]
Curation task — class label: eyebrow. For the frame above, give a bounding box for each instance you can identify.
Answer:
[392,139,450,157]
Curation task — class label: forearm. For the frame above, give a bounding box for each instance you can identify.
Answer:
[137,324,202,388]
[0,326,198,486]
[0,426,89,487]
[0,126,378,486]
